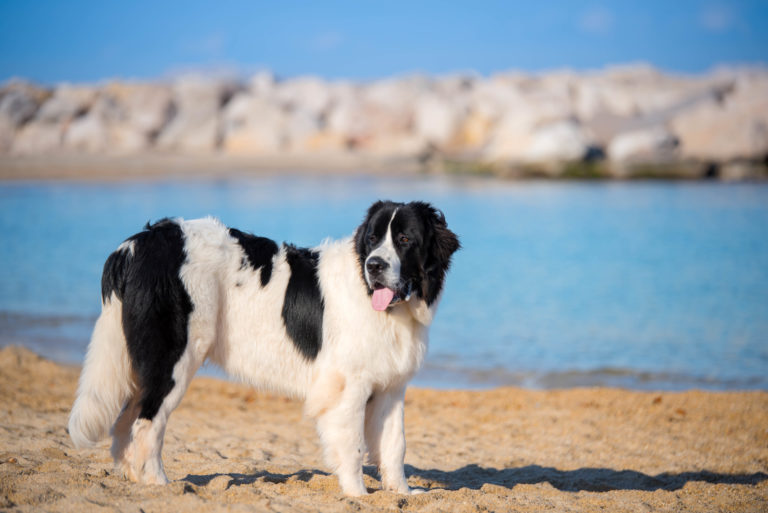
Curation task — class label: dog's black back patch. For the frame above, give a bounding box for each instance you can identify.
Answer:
[282,245,324,360]
[105,219,194,421]
[229,228,279,286]
[102,242,133,303]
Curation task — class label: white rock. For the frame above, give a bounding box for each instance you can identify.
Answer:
[284,108,323,151]
[469,78,524,121]
[11,122,62,154]
[249,70,275,97]
[433,73,476,97]
[156,76,232,152]
[607,126,678,162]
[0,119,14,152]
[275,76,331,118]
[363,76,422,111]
[60,86,166,153]
[0,80,49,127]
[106,82,174,139]
[671,71,768,161]
[0,80,50,151]
[482,109,536,161]
[524,120,592,163]
[324,97,365,143]
[64,113,107,152]
[2,65,765,166]
[413,92,462,148]
[35,84,96,123]
[221,92,285,154]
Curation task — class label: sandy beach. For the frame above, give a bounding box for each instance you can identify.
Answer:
[0,346,765,512]
[0,154,424,182]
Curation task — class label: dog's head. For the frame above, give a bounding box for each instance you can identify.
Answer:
[354,201,460,311]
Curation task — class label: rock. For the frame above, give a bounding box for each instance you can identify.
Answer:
[156,76,238,153]
[468,77,523,123]
[0,120,12,152]
[363,76,424,109]
[671,71,768,161]
[8,83,95,154]
[360,78,419,133]
[478,75,581,163]
[359,133,424,157]
[607,126,679,162]
[275,76,331,118]
[481,109,536,162]
[284,108,323,152]
[61,92,119,152]
[0,80,51,152]
[574,65,708,122]
[63,112,107,152]
[61,84,172,153]
[35,84,96,124]
[325,95,365,142]
[103,82,174,142]
[1,66,765,170]
[524,120,593,163]
[454,109,495,150]
[0,79,50,127]
[301,131,348,153]
[11,122,63,155]
[249,70,276,98]
[719,161,767,181]
[433,73,476,97]
[413,92,463,148]
[221,92,285,154]
[322,79,420,154]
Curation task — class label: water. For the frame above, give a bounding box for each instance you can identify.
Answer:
[1,175,767,390]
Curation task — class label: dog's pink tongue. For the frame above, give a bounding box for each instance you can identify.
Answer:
[372,287,395,311]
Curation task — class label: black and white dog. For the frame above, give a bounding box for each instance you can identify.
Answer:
[68,200,459,496]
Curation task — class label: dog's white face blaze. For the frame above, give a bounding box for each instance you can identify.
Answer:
[364,208,402,291]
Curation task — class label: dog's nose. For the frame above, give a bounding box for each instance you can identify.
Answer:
[366,256,388,276]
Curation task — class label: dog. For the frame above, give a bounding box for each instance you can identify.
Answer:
[68,200,459,496]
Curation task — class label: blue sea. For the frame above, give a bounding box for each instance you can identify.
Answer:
[1,175,767,390]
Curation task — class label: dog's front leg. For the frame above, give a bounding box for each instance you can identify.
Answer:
[366,385,412,494]
[313,380,370,496]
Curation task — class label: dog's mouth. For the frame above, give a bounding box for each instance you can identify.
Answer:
[371,282,413,311]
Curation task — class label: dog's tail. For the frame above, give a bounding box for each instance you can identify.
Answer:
[68,245,135,448]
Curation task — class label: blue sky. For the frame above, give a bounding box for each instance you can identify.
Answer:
[1,1,767,83]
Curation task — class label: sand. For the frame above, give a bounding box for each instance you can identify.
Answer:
[0,345,766,512]
[0,154,423,182]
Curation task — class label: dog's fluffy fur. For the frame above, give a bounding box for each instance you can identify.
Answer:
[68,200,459,495]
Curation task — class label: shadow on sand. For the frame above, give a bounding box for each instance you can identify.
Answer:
[404,464,768,493]
[182,464,767,493]
[183,468,329,490]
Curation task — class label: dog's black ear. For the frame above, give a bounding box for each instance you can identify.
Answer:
[410,202,460,305]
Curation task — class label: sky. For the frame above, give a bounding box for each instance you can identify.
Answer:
[1,0,767,84]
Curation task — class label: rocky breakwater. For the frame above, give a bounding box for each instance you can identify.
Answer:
[1,65,766,179]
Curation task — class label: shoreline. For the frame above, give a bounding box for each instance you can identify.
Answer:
[2,323,765,392]
[1,345,766,512]
[1,154,766,183]
[0,153,425,182]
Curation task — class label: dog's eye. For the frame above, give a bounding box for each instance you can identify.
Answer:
[368,234,377,244]
[399,235,410,244]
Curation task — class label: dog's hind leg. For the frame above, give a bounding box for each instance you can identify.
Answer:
[111,396,141,481]
[124,345,206,484]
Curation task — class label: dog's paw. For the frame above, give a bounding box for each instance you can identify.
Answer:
[409,487,426,495]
